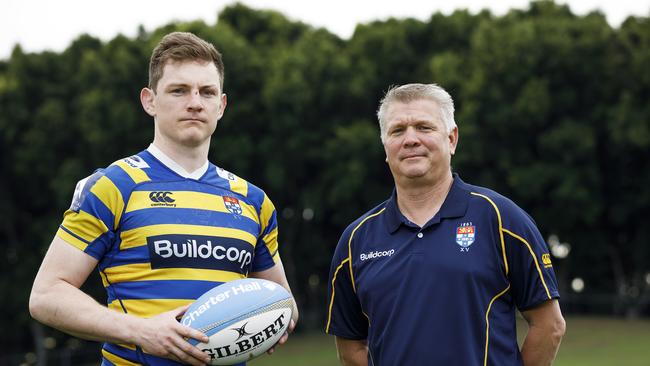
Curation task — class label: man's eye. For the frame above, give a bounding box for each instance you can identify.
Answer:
[171,89,185,95]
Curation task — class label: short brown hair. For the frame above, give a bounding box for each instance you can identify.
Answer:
[148,32,225,92]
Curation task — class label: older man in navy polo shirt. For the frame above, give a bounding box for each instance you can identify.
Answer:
[325,83,566,365]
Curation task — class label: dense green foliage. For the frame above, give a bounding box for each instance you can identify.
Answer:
[1,0,649,358]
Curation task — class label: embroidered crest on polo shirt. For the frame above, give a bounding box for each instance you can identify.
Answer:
[456,222,476,252]
[223,196,243,215]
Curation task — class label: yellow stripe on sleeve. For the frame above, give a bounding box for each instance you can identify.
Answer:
[256,194,280,263]
[59,210,109,244]
[228,177,248,197]
[502,228,553,299]
[119,224,257,250]
[114,160,151,184]
[259,194,276,230]
[55,226,88,251]
[470,192,509,275]
[271,250,280,263]
[262,227,279,259]
[90,175,124,230]
[326,258,350,333]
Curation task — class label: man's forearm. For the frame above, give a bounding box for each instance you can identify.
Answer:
[335,337,368,366]
[30,278,211,365]
[30,279,139,344]
[340,352,368,366]
[520,322,564,366]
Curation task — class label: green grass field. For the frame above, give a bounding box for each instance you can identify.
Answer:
[551,317,650,366]
[249,316,650,365]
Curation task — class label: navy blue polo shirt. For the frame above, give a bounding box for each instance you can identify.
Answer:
[325,174,559,365]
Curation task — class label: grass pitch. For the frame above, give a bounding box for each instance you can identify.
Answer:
[249,316,650,365]
[550,317,650,366]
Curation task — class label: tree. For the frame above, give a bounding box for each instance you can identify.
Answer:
[2,2,650,361]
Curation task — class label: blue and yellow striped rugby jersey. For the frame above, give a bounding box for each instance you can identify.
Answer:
[56,149,280,365]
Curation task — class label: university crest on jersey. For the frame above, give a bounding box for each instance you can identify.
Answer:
[223,196,243,215]
[456,224,476,248]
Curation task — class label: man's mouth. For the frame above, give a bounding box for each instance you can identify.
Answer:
[180,117,206,123]
[401,154,423,160]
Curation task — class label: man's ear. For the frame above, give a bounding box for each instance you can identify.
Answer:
[140,87,156,117]
[449,126,459,156]
[216,93,228,120]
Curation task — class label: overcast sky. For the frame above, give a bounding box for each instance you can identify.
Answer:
[2,0,649,59]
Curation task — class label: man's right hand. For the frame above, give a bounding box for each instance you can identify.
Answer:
[30,237,213,366]
[133,305,211,366]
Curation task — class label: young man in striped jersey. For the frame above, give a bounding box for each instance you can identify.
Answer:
[30,32,298,366]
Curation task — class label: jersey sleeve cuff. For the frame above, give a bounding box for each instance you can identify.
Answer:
[519,293,561,311]
[56,226,103,260]
[56,226,90,252]
[325,326,367,340]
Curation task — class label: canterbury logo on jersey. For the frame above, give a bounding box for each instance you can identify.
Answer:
[147,234,253,273]
[149,191,177,207]
[150,191,175,203]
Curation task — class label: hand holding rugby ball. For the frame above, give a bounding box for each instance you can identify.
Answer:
[180,278,293,365]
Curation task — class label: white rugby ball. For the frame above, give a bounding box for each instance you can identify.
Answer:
[180,278,293,365]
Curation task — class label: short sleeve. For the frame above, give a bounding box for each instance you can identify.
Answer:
[56,169,120,259]
[325,227,369,340]
[503,208,560,310]
[251,193,279,272]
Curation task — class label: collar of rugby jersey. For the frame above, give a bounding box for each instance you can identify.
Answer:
[385,173,471,233]
[146,143,209,180]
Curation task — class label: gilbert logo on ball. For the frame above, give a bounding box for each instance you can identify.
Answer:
[181,278,293,365]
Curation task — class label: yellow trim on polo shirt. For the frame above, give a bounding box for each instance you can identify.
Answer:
[326,257,350,333]
[483,285,511,366]
[502,228,552,299]
[348,208,386,293]
[470,192,509,275]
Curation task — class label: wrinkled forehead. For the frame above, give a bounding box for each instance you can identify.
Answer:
[384,99,442,126]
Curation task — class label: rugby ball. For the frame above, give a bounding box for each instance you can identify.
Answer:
[180,278,293,365]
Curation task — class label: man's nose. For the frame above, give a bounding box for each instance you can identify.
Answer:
[187,90,203,110]
[403,127,419,145]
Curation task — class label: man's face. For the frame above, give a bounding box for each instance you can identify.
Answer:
[141,60,226,148]
[383,99,458,182]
